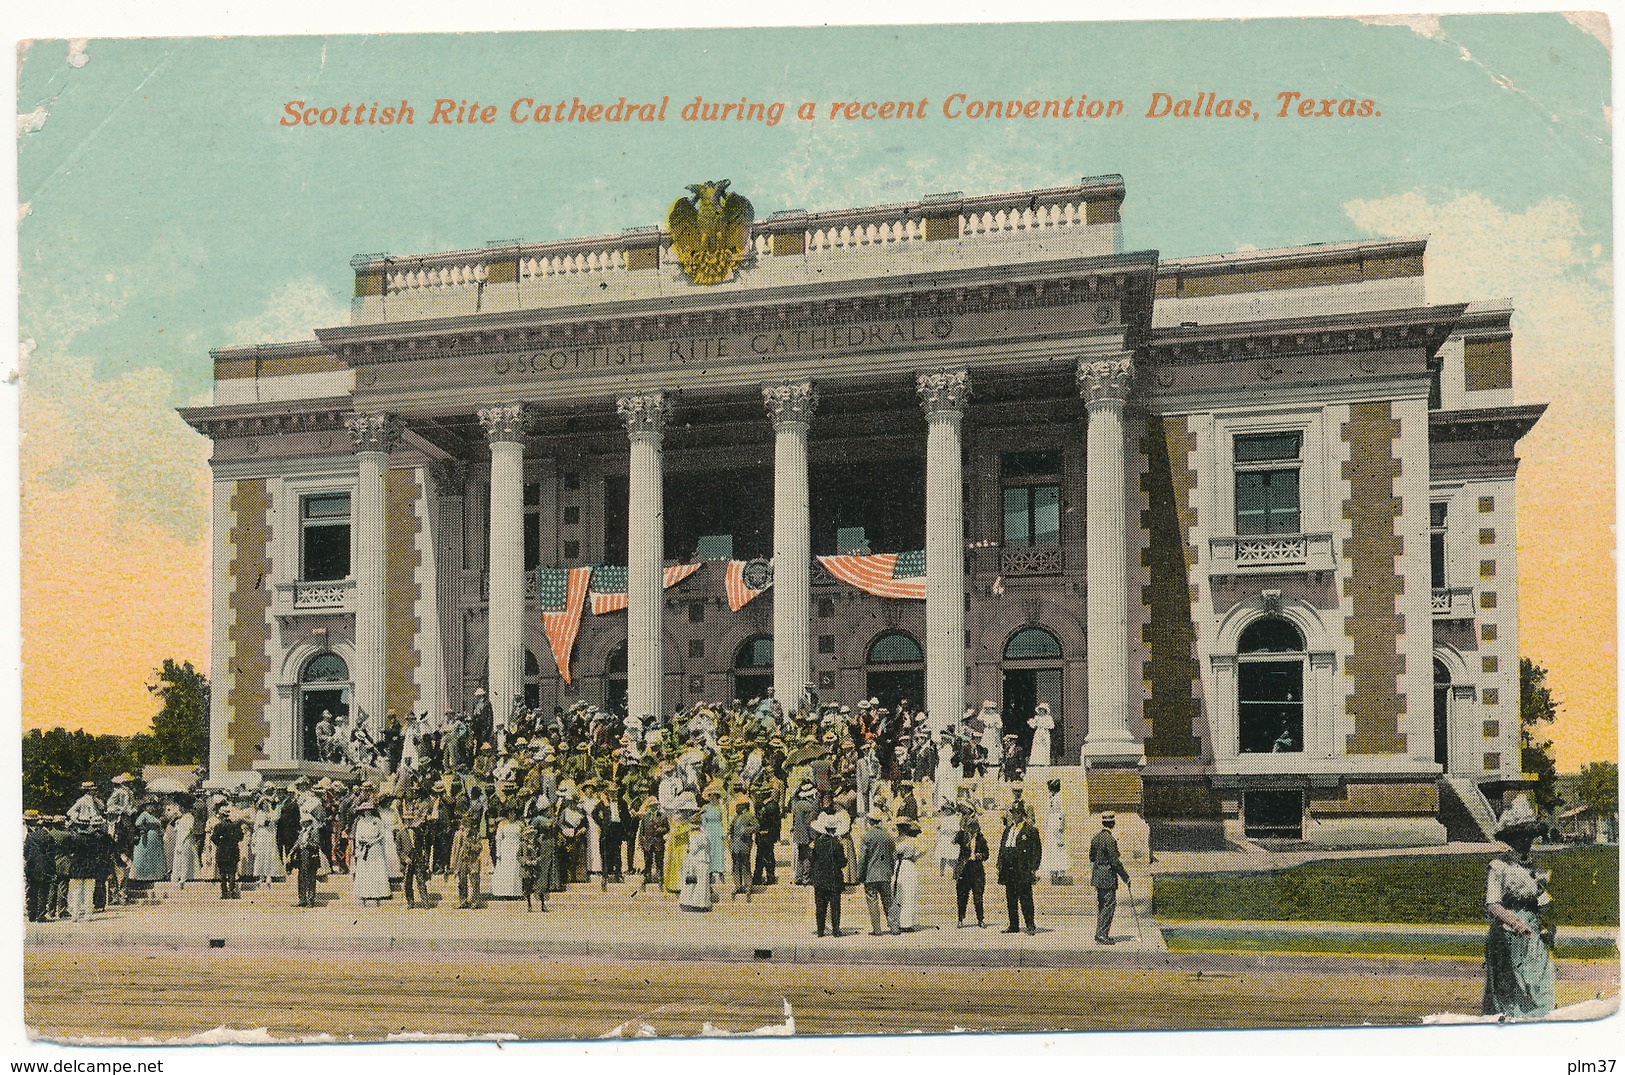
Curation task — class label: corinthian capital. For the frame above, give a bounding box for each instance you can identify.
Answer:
[343,411,405,454]
[763,380,819,427]
[617,391,671,438]
[1077,357,1134,404]
[477,403,534,444]
[916,368,971,417]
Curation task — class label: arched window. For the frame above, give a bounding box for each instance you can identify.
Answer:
[735,636,774,668]
[1433,657,1451,769]
[302,652,349,682]
[524,650,542,710]
[1004,626,1062,660]
[868,631,923,664]
[605,642,628,716]
[1237,617,1303,754]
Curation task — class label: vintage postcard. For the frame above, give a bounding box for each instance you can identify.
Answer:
[11,8,1619,1058]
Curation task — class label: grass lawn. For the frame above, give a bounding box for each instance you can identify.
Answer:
[1154,845,1619,926]
[1160,929,1619,960]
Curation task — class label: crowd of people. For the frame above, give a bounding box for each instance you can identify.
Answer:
[22,693,1117,938]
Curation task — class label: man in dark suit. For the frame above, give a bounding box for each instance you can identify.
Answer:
[1090,811,1132,943]
[997,799,1042,934]
[210,807,244,900]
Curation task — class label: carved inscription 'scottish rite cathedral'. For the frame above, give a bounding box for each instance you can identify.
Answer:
[183,175,1542,847]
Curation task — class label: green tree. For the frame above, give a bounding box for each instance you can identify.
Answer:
[21,727,138,814]
[1519,658,1561,814]
[1577,760,1619,820]
[146,659,209,766]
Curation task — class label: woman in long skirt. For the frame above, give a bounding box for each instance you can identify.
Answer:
[1040,778,1071,883]
[677,818,713,912]
[351,802,391,906]
[933,802,959,876]
[377,795,403,882]
[170,806,199,887]
[1482,796,1556,1019]
[131,802,168,882]
[701,788,727,884]
[664,791,698,894]
[490,811,525,899]
[892,820,922,931]
[250,797,284,882]
[523,811,560,911]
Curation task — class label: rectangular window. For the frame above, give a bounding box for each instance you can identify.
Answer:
[562,505,581,526]
[1000,450,1061,547]
[1482,688,1499,706]
[1483,720,1500,739]
[1234,432,1302,536]
[524,511,541,572]
[818,634,836,654]
[688,639,705,659]
[301,492,351,581]
[1430,502,1448,589]
[1483,753,1501,771]
[1481,624,1497,642]
[562,539,580,561]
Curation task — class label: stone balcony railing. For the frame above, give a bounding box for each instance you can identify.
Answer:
[1208,533,1336,577]
[1432,586,1476,619]
[999,545,1064,575]
[272,577,356,615]
[356,179,1121,298]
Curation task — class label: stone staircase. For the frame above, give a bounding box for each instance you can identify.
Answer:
[1438,775,1501,843]
[119,768,1158,938]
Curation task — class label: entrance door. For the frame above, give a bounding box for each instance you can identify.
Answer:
[300,688,348,762]
[866,669,924,714]
[1002,667,1062,764]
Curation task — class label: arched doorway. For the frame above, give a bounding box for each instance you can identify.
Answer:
[299,652,350,762]
[733,635,773,706]
[1237,617,1305,754]
[1001,626,1063,765]
[605,643,628,716]
[865,630,924,713]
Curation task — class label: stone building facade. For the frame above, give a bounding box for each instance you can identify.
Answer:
[182,174,1542,846]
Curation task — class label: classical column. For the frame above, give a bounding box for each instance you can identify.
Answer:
[479,403,532,736]
[917,369,971,735]
[618,391,672,723]
[764,380,818,714]
[1078,356,1142,765]
[344,411,404,744]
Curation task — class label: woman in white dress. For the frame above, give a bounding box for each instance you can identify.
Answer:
[489,810,525,899]
[892,820,922,931]
[1028,703,1055,768]
[377,794,403,882]
[250,796,284,882]
[351,801,391,906]
[1040,777,1071,883]
[677,809,713,912]
[170,805,199,887]
[933,802,960,876]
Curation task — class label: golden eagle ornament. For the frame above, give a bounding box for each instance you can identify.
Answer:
[667,180,753,285]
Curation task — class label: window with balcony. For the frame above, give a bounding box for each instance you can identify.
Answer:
[300,492,351,581]
[1234,432,1301,536]
[1001,450,1061,547]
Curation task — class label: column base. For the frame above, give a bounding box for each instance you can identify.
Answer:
[1080,737,1147,772]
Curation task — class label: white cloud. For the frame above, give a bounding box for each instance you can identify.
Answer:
[217,275,353,346]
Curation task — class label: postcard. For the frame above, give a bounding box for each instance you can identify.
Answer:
[13,9,1619,1056]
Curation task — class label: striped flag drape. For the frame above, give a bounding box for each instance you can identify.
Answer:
[536,566,593,684]
[816,550,927,599]
[589,562,702,615]
[725,559,770,611]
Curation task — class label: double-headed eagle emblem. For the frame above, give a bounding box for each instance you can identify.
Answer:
[667,180,753,286]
